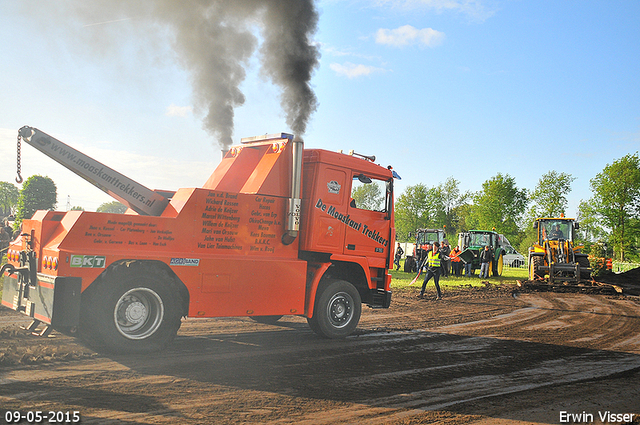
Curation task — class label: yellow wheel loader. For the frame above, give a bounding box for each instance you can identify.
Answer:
[528,217,591,283]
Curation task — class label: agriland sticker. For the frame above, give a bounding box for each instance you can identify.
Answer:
[170,258,200,266]
[327,180,341,194]
[70,255,106,268]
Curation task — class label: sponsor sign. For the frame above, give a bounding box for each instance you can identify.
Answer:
[70,255,106,268]
[170,258,201,266]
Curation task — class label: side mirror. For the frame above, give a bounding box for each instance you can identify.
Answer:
[356,174,372,184]
[574,222,580,230]
[533,221,539,229]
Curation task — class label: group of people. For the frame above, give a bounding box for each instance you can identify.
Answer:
[394,241,497,301]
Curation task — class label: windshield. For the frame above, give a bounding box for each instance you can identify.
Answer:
[417,231,440,245]
[469,232,492,247]
[350,175,392,216]
[540,220,572,241]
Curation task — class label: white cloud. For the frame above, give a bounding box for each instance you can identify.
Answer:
[376,25,445,47]
[165,104,192,117]
[330,62,387,78]
[322,43,379,61]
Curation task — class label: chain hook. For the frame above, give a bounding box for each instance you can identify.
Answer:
[16,133,23,184]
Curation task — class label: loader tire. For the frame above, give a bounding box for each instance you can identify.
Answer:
[529,256,545,281]
[577,256,591,280]
[79,262,183,354]
[307,279,361,339]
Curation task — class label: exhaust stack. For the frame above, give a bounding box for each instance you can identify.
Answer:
[281,135,304,245]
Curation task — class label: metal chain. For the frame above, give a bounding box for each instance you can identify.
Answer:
[16,133,23,183]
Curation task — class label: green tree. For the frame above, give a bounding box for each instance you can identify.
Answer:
[97,201,128,214]
[438,177,470,237]
[395,184,444,240]
[395,180,470,242]
[469,173,528,247]
[519,171,576,253]
[450,203,473,235]
[528,171,576,219]
[14,175,57,227]
[0,181,19,217]
[587,153,640,261]
[576,199,608,242]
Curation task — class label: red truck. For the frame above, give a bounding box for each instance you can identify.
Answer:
[2,127,396,353]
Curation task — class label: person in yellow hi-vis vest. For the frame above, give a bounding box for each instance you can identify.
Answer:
[418,241,448,300]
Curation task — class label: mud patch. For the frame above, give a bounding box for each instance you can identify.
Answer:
[0,324,97,366]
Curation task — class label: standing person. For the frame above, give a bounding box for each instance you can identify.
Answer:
[450,245,462,276]
[418,242,447,300]
[394,243,404,271]
[464,260,473,277]
[479,245,494,279]
[440,240,451,277]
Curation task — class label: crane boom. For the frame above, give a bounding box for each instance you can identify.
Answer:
[18,126,169,216]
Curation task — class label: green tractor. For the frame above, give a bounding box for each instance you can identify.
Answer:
[457,230,505,277]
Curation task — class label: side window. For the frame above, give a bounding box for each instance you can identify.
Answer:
[350,174,387,212]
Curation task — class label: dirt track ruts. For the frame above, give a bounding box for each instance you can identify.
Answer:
[1,285,639,424]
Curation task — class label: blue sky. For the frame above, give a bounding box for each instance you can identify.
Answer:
[1,0,638,217]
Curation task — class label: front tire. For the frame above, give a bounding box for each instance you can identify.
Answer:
[529,256,545,281]
[80,262,183,353]
[307,279,361,339]
[577,256,591,280]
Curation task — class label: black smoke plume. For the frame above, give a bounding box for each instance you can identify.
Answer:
[30,1,320,149]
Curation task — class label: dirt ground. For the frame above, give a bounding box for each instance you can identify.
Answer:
[1,279,640,425]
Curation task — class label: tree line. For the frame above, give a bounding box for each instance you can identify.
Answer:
[392,153,640,262]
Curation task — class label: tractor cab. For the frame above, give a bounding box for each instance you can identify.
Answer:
[403,228,446,272]
[457,230,504,277]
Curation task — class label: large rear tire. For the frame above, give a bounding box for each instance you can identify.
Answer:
[80,262,183,353]
[307,279,361,339]
[492,253,504,276]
